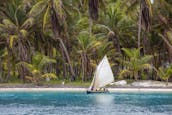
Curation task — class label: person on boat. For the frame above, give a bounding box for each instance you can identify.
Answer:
[99,87,105,91]
[91,87,94,91]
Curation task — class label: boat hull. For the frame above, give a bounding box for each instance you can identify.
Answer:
[86,90,109,94]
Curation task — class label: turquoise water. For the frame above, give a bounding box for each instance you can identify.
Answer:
[0,92,172,115]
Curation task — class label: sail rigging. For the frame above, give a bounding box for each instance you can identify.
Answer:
[89,55,114,90]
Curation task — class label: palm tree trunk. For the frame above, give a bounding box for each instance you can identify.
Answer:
[5,54,11,82]
[166,79,168,86]
[58,37,75,81]
[108,31,121,76]
[160,32,172,63]
[138,0,142,49]
[0,58,3,82]
[56,58,60,77]
[81,53,85,82]
[108,31,121,53]
[55,44,61,77]
[143,31,150,54]
[89,18,93,37]
[86,54,92,81]
[134,72,138,81]
[169,49,172,63]
[49,0,75,81]
[47,42,53,73]
[61,47,67,80]
[81,52,89,82]
[18,34,29,83]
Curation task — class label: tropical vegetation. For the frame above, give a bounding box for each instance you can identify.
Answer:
[0,0,172,84]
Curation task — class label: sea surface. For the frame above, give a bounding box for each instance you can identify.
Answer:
[0,91,172,115]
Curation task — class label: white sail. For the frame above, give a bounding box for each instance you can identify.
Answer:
[89,55,114,90]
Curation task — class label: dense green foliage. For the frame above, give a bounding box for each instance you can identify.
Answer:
[0,0,172,84]
[154,64,172,85]
[119,48,152,80]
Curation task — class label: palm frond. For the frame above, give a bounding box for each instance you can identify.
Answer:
[38,56,56,71]
[119,69,133,78]
[17,61,34,72]
[43,6,50,32]
[21,17,34,29]
[140,55,152,64]
[9,35,17,48]
[142,63,152,69]
[20,29,28,38]
[122,48,134,58]
[29,0,47,17]
[2,18,16,29]
[42,73,57,79]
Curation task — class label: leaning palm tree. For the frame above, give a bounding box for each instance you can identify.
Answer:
[119,48,152,80]
[154,0,172,63]
[29,0,75,80]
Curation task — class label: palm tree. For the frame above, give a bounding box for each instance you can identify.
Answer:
[154,65,172,86]
[77,31,100,81]
[17,52,56,84]
[119,48,152,80]
[137,0,172,76]
[153,0,172,63]
[122,0,152,52]
[95,1,136,75]
[0,0,172,83]
[159,31,172,63]
[0,0,34,82]
[30,0,76,81]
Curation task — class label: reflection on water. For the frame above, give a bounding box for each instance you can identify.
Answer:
[93,94,114,105]
[0,92,172,115]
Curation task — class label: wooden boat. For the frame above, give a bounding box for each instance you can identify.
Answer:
[87,55,114,94]
[86,88,109,94]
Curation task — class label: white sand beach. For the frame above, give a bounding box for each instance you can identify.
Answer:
[0,88,172,92]
[0,80,172,92]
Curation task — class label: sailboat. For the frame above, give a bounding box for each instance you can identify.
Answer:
[87,55,114,94]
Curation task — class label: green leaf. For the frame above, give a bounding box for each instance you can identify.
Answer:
[20,29,28,38]
[122,48,134,58]
[53,0,64,20]
[29,0,47,17]
[43,6,50,32]
[9,35,17,48]
[119,69,132,78]
[42,73,57,79]
[21,17,34,29]
[2,19,16,30]
[32,69,41,75]
[38,56,56,71]
[166,30,172,44]
[17,61,34,72]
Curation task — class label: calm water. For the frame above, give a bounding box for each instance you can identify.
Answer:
[0,91,172,115]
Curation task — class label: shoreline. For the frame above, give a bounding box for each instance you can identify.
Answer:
[0,87,172,92]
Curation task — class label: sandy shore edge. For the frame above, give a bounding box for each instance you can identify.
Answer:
[0,88,172,92]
